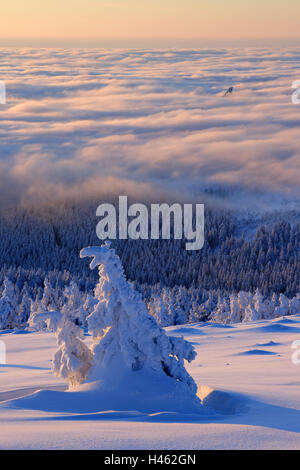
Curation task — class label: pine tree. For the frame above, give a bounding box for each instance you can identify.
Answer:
[41,278,57,311]
[210,295,229,323]
[80,242,198,395]
[229,292,241,323]
[243,293,259,322]
[18,286,32,325]
[0,278,18,329]
[253,289,270,320]
[274,293,290,317]
[289,294,300,315]
[148,295,173,326]
[238,291,251,321]
[62,281,87,326]
[31,311,92,387]
[28,297,46,330]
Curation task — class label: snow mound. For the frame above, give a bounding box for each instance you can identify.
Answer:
[255,341,282,347]
[4,361,207,416]
[2,363,247,419]
[2,380,247,420]
[274,318,300,325]
[5,376,206,415]
[255,323,300,334]
[198,386,247,415]
[168,326,206,336]
[2,357,247,418]
[238,349,277,356]
[206,323,235,329]
[0,385,67,403]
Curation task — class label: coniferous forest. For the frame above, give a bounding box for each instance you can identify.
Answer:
[0,200,298,328]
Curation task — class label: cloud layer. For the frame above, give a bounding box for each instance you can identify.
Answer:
[0,47,300,208]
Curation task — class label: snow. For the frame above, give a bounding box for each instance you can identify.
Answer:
[1,314,300,449]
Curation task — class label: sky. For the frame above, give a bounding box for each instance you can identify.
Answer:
[0,2,299,209]
[1,0,300,46]
[0,47,299,209]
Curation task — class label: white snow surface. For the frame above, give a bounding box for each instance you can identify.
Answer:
[1,315,300,449]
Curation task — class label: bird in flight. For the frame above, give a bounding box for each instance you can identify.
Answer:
[224,86,234,96]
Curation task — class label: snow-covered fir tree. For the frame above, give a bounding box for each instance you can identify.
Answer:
[0,278,19,329]
[80,242,198,395]
[211,295,230,323]
[253,289,274,320]
[28,296,46,330]
[41,278,58,311]
[289,294,300,315]
[18,286,32,325]
[238,291,251,316]
[188,301,207,323]
[147,295,173,326]
[62,281,87,326]
[31,310,92,387]
[243,295,258,322]
[229,292,241,323]
[274,293,290,317]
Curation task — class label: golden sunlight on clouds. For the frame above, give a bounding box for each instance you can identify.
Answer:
[1,47,300,207]
[0,0,299,44]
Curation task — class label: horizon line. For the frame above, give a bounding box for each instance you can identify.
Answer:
[1,36,300,48]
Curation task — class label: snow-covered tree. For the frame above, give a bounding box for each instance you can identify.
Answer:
[263,297,275,319]
[242,289,274,322]
[18,286,32,325]
[274,293,290,317]
[188,301,207,323]
[173,287,190,325]
[238,291,251,319]
[0,278,19,329]
[62,281,87,326]
[253,289,270,320]
[41,278,58,311]
[80,242,198,395]
[31,311,92,387]
[211,295,230,323]
[148,295,173,326]
[289,294,300,315]
[28,297,46,330]
[203,292,216,318]
[271,292,279,310]
[229,292,241,323]
[243,294,259,322]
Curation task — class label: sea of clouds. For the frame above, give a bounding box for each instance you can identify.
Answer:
[0,47,299,209]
